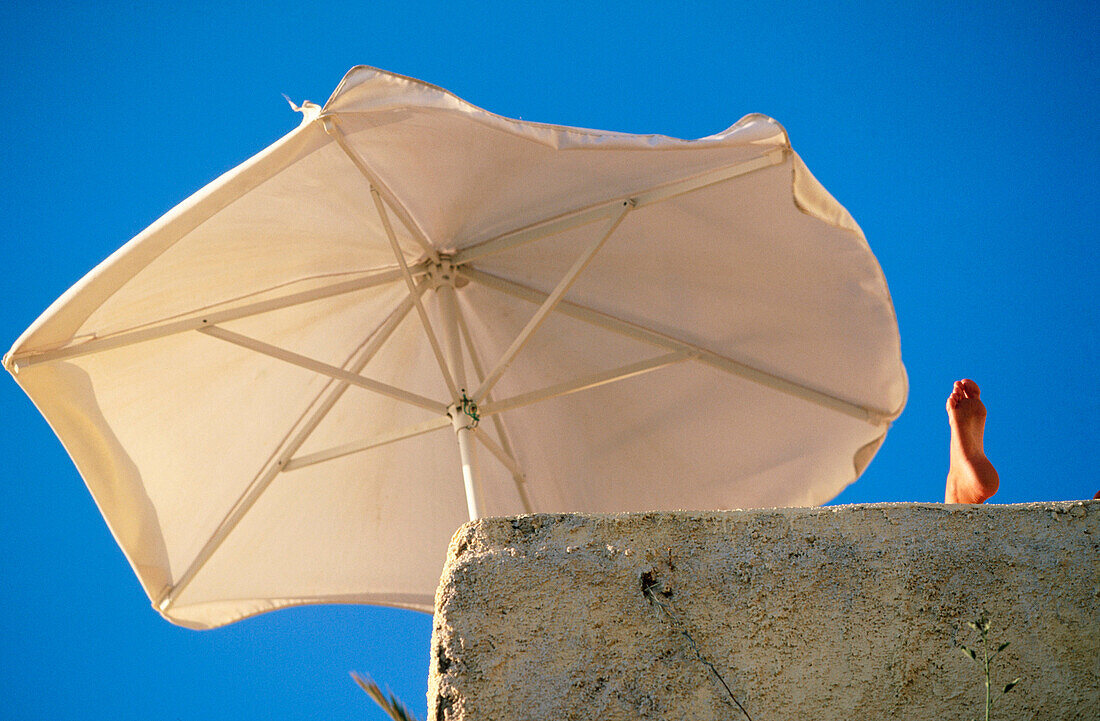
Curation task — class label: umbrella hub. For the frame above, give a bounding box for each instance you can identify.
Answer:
[447,392,480,431]
[425,255,469,290]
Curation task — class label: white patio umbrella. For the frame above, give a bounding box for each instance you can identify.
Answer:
[5,66,906,629]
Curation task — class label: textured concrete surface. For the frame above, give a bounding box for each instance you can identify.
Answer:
[429,502,1099,720]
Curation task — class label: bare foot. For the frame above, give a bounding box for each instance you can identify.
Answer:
[945,379,999,503]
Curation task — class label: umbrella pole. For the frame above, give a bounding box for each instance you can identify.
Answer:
[436,268,482,521]
[453,422,480,521]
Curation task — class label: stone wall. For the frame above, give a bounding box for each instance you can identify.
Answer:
[429,502,1098,720]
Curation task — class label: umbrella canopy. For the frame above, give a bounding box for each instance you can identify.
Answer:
[4,66,906,629]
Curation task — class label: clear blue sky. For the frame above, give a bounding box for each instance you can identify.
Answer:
[2,2,1095,719]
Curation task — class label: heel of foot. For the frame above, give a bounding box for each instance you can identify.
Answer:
[946,457,999,504]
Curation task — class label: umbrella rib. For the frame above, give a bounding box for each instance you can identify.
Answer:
[8,267,420,370]
[282,415,452,471]
[323,117,438,261]
[473,431,526,487]
[371,184,461,402]
[199,325,447,414]
[157,287,424,613]
[479,351,694,417]
[452,148,786,266]
[452,297,533,513]
[460,267,893,426]
[472,202,632,404]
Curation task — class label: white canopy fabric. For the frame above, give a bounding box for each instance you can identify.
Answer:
[5,66,906,629]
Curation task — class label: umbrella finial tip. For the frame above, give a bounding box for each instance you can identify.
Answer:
[283,95,322,124]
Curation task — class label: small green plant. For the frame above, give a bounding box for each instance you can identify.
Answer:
[351,672,421,721]
[957,611,1021,721]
